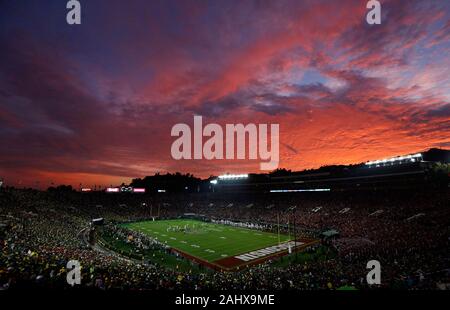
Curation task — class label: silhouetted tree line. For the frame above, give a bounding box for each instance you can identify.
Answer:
[130,172,203,193]
[47,184,75,192]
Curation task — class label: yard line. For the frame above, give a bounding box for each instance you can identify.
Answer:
[124,219,290,262]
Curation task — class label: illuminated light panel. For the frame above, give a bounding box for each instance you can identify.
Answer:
[133,188,146,193]
[365,153,422,166]
[81,188,92,192]
[270,189,330,193]
[158,189,166,193]
[106,187,119,192]
[218,174,248,180]
[210,179,218,184]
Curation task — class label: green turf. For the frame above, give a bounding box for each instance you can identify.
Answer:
[121,219,291,262]
[100,230,204,272]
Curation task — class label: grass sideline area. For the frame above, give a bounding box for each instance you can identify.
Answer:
[121,219,292,263]
[100,230,205,273]
[270,245,335,267]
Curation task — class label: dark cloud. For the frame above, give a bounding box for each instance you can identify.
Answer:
[0,0,449,187]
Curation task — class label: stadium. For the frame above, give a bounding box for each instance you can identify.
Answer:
[1,148,449,291]
[1,1,450,306]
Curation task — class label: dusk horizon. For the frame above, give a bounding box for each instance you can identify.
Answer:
[1,0,449,188]
[1,0,450,301]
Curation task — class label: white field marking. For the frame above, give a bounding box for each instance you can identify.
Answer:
[235,240,304,262]
[191,244,200,248]
[255,233,262,236]
[221,254,228,257]
[162,234,167,237]
[154,232,159,234]
[205,249,215,253]
[180,241,187,244]
[170,237,176,240]
[220,236,226,239]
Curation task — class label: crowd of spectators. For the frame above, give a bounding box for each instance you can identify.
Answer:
[1,187,448,290]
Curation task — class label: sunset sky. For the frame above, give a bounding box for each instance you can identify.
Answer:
[0,0,449,188]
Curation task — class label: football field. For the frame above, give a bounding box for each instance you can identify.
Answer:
[121,219,296,266]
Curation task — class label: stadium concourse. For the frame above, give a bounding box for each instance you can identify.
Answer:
[0,185,449,290]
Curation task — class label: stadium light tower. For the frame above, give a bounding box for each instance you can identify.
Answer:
[365,152,423,167]
[218,174,248,180]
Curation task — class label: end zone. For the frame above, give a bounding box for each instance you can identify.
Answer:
[213,238,319,270]
[171,238,319,271]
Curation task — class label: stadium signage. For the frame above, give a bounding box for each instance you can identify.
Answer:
[105,187,146,193]
[133,188,146,193]
[171,116,279,170]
